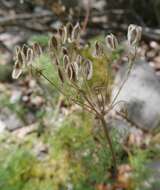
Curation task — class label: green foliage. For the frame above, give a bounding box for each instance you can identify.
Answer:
[48,112,124,188]
[0,147,35,190]
[0,111,124,190]
[29,35,49,46]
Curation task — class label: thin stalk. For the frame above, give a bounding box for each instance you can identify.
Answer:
[100,116,117,176]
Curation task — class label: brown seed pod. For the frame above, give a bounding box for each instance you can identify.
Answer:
[71,23,81,42]
[62,47,68,55]
[12,60,22,79]
[127,24,142,46]
[17,51,25,65]
[26,48,34,64]
[95,41,103,56]
[49,35,58,50]
[32,42,42,56]
[58,27,63,37]
[73,55,82,78]
[83,59,93,80]
[15,46,21,55]
[70,64,76,81]
[105,33,118,50]
[22,44,28,57]
[63,55,70,69]
[62,26,68,43]
[66,63,76,81]
[66,22,73,38]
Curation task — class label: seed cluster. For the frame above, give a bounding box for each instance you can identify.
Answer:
[12,23,142,114]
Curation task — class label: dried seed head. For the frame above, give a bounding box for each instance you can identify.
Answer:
[61,26,68,44]
[105,33,118,50]
[95,41,103,56]
[70,64,76,81]
[66,64,73,80]
[75,55,82,67]
[49,35,58,50]
[66,22,73,38]
[71,22,81,42]
[22,44,28,57]
[12,60,22,79]
[83,59,93,80]
[15,46,21,55]
[32,42,42,56]
[58,27,63,37]
[127,24,142,46]
[62,47,68,55]
[26,48,34,64]
[63,55,70,69]
[17,51,25,65]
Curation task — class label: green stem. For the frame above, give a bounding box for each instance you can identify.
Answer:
[100,117,117,176]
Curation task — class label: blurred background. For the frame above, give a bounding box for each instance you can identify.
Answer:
[0,0,160,190]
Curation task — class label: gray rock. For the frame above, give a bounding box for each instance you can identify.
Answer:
[0,108,24,131]
[145,161,160,190]
[112,59,160,130]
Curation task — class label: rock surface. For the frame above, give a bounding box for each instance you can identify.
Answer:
[112,59,160,130]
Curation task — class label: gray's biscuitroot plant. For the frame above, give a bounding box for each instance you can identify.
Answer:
[12,23,142,175]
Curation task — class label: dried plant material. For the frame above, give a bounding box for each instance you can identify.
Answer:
[83,59,93,80]
[127,24,142,46]
[17,51,25,64]
[63,55,70,69]
[66,63,76,81]
[71,22,81,42]
[66,22,73,38]
[12,61,22,79]
[15,45,21,55]
[32,42,43,56]
[58,67,64,83]
[49,35,58,50]
[62,26,68,44]
[22,44,28,57]
[62,47,68,55]
[105,33,118,50]
[95,41,103,56]
[26,48,34,65]
[11,23,142,176]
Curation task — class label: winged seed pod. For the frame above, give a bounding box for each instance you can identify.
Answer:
[15,46,21,55]
[17,51,25,64]
[49,35,59,50]
[71,23,81,42]
[62,47,68,55]
[61,26,68,44]
[26,48,34,65]
[66,64,76,81]
[63,55,70,69]
[12,60,23,79]
[83,59,93,80]
[32,42,42,56]
[95,41,104,56]
[105,33,118,50]
[66,22,73,39]
[22,44,28,57]
[127,24,142,46]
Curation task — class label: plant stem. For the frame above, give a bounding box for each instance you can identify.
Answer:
[100,116,117,176]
